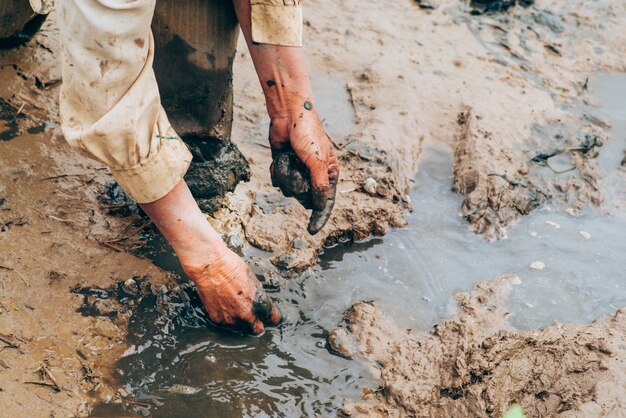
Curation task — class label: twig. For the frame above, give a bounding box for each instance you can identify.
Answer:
[105,220,152,244]
[40,365,62,392]
[346,83,361,122]
[0,335,19,349]
[99,240,123,252]
[8,89,43,110]
[40,169,106,181]
[99,203,132,210]
[0,264,29,287]
[41,174,84,181]
[47,215,73,225]
[24,381,60,391]
[337,137,356,151]
[15,103,25,117]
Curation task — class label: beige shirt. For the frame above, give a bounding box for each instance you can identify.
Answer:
[32,0,304,46]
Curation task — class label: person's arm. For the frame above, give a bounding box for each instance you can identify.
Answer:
[232,0,339,234]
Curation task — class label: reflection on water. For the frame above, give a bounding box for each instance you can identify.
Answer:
[91,73,626,417]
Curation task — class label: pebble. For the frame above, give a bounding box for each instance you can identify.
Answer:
[363,178,378,195]
[292,239,306,250]
[579,231,591,239]
[121,278,139,296]
[121,345,137,357]
[327,328,356,359]
[545,221,561,229]
[528,230,538,237]
[416,0,437,9]
[530,261,546,270]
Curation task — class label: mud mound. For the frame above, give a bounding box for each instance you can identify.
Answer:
[331,276,626,417]
[452,107,605,240]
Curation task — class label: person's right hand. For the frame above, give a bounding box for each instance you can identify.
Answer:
[183,243,282,334]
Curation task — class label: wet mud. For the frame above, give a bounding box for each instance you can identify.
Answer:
[1,0,626,416]
[469,0,534,15]
[183,137,251,213]
[0,97,26,141]
[333,276,626,417]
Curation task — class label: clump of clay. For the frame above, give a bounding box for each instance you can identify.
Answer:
[270,148,336,235]
[331,276,626,417]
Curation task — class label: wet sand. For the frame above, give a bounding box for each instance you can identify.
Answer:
[333,276,626,417]
[0,0,625,415]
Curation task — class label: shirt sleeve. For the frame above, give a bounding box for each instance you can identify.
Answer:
[29,0,55,14]
[250,0,303,47]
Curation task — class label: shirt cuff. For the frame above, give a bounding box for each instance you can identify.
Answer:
[251,1,303,47]
[29,0,55,14]
[110,129,192,204]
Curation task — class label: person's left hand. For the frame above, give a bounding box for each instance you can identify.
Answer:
[268,109,339,235]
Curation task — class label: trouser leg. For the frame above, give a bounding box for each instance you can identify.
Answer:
[152,0,249,211]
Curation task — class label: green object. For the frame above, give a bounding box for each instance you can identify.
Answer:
[503,405,526,418]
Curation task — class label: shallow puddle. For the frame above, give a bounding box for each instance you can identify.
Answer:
[92,73,626,417]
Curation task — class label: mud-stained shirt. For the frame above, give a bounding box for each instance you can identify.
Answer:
[250,0,304,47]
[30,0,303,47]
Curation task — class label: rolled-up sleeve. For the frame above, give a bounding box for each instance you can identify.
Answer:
[250,0,303,47]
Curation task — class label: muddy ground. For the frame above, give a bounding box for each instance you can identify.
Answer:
[331,276,626,417]
[0,0,625,416]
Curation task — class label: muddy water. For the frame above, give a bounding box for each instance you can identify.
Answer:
[92,73,626,417]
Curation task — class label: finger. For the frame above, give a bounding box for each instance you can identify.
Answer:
[307,168,337,235]
[307,157,330,210]
[267,305,282,326]
[252,319,265,335]
[327,145,340,183]
[252,282,282,325]
[233,312,265,335]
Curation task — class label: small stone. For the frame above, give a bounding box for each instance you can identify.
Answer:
[530,261,546,270]
[545,221,560,229]
[415,0,437,9]
[227,234,244,249]
[327,328,356,359]
[339,404,354,416]
[121,345,137,358]
[363,178,378,196]
[121,278,139,296]
[566,207,579,217]
[528,231,538,237]
[579,231,591,239]
[292,239,306,250]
